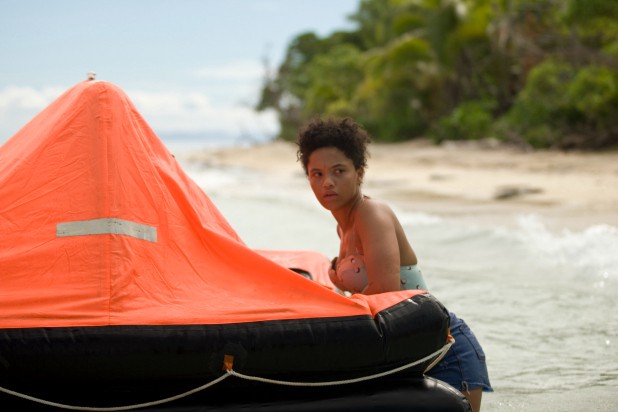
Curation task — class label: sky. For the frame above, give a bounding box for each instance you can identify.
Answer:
[0,0,359,145]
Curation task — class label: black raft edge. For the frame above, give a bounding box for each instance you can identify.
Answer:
[0,293,450,397]
[0,376,471,412]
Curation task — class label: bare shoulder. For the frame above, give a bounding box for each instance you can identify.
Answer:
[360,197,395,214]
[357,197,397,227]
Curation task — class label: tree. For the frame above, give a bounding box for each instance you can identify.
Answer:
[256,0,618,149]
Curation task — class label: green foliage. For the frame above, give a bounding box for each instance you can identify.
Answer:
[349,0,401,48]
[257,0,618,149]
[303,44,363,117]
[504,60,618,148]
[564,0,618,23]
[509,61,572,126]
[430,100,495,143]
[563,0,618,63]
[567,66,617,122]
[353,35,438,141]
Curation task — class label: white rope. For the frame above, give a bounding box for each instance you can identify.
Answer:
[226,339,454,387]
[0,339,453,410]
[0,373,230,411]
[423,337,454,373]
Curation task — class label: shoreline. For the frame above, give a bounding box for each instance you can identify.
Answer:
[181,139,618,412]
[182,139,618,231]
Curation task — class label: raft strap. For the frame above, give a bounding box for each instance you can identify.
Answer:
[226,338,454,386]
[0,339,453,411]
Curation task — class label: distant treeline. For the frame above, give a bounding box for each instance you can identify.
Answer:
[257,0,618,150]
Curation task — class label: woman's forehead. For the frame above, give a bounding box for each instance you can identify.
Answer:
[308,147,351,167]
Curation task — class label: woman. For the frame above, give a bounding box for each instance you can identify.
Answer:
[297,117,492,412]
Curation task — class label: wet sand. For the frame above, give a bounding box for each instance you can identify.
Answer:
[184,139,618,232]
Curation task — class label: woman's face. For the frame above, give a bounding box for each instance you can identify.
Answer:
[307,147,363,212]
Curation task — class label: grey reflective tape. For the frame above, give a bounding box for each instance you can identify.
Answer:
[57,218,157,242]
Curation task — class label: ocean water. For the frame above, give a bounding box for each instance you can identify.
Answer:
[177,146,618,412]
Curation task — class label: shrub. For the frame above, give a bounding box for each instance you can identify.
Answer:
[430,100,495,143]
[504,60,618,149]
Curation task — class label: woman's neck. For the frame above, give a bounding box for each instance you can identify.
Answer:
[333,192,364,231]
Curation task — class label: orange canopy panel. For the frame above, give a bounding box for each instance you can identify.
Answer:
[0,80,390,329]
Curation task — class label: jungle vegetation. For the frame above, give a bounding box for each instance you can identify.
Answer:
[257,0,618,150]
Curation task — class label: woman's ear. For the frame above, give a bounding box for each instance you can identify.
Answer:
[357,167,365,185]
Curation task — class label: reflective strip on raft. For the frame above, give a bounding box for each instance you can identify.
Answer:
[57,218,157,242]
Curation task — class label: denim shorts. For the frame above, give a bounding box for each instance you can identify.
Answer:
[426,312,493,392]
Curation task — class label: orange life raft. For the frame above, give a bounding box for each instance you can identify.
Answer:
[0,80,467,411]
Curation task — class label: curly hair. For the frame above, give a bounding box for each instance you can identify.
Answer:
[296,117,372,175]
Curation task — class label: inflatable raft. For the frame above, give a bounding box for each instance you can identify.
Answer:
[0,79,470,411]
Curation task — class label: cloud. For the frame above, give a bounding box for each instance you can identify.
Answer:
[188,60,273,108]
[0,83,278,144]
[128,88,278,137]
[0,86,66,140]
[0,86,65,110]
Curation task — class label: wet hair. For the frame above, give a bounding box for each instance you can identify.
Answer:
[297,117,371,175]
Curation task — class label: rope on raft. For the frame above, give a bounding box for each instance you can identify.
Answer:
[227,338,454,387]
[0,339,454,411]
[0,373,231,411]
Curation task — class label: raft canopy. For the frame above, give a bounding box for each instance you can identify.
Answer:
[0,80,424,329]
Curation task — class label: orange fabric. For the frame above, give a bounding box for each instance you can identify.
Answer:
[0,81,423,329]
[256,249,337,291]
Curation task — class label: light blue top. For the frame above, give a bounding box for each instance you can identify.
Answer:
[400,264,429,291]
[333,251,428,293]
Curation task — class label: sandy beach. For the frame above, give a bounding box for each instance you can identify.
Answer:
[183,139,618,412]
[186,139,618,232]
